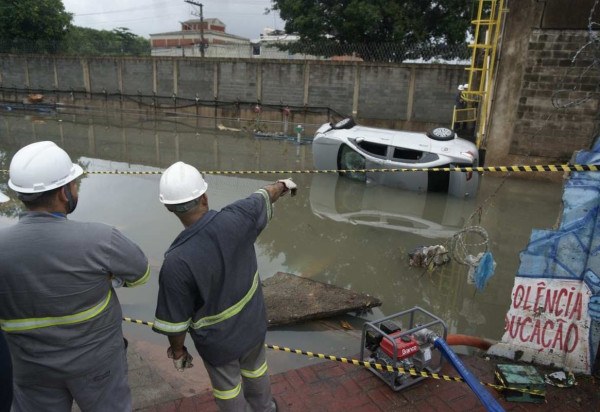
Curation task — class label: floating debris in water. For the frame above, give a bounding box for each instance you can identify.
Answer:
[340,320,353,330]
[465,251,497,291]
[408,245,450,270]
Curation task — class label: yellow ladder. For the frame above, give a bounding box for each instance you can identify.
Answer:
[453,0,508,149]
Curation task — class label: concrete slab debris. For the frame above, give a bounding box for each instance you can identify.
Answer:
[263,272,382,327]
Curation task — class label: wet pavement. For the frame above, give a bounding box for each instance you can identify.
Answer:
[125,330,599,412]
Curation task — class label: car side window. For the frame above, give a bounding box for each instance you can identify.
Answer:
[356,140,387,158]
[392,147,423,161]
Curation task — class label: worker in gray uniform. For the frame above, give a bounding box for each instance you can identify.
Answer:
[153,161,296,411]
[0,141,150,412]
[0,190,13,412]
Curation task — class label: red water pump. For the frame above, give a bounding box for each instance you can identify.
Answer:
[360,306,447,391]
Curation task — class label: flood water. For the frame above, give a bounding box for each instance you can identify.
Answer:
[0,112,564,372]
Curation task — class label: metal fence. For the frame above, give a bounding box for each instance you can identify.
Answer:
[0,38,148,57]
[0,39,470,64]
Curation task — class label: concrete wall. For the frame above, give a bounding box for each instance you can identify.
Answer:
[0,55,27,88]
[0,55,467,131]
[486,0,600,167]
[260,63,305,106]
[122,60,153,95]
[511,30,598,159]
[541,0,598,29]
[59,58,85,91]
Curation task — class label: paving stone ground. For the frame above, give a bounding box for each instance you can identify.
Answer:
[131,348,599,412]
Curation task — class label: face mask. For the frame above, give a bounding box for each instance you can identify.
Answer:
[64,183,78,214]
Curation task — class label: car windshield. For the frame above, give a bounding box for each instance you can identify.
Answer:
[338,144,366,182]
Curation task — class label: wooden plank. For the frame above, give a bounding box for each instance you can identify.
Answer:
[263,272,382,327]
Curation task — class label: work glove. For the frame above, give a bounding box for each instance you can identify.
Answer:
[277,178,297,196]
[167,346,194,372]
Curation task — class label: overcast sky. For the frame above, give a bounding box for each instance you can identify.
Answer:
[62,0,285,40]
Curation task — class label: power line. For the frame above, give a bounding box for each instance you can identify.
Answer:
[72,13,187,28]
[69,1,272,18]
[73,1,175,17]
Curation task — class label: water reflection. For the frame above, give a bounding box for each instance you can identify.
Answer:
[0,113,311,172]
[0,112,564,365]
[309,174,477,239]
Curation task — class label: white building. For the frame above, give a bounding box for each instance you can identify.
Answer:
[150,22,336,60]
[150,18,251,58]
[250,28,323,60]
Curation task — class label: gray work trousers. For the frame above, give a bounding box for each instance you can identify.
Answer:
[203,340,276,412]
[11,347,131,412]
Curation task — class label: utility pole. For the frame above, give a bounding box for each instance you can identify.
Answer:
[179,22,186,57]
[184,0,205,58]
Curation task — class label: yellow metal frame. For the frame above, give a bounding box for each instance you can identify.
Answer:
[452,107,478,126]
[452,0,508,148]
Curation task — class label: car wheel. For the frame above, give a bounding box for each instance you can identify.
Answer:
[333,117,356,130]
[427,127,455,141]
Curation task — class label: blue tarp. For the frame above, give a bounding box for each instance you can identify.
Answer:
[515,137,600,370]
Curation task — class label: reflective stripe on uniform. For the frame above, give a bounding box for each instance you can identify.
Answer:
[213,382,242,400]
[192,270,260,330]
[0,290,113,332]
[255,189,272,221]
[152,317,192,334]
[241,361,268,379]
[125,264,151,287]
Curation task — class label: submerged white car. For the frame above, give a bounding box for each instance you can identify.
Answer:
[312,118,480,197]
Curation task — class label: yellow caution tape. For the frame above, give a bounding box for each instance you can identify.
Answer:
[1,164,597,176]
[122,317,154,327]
[266,344,544,396]
[122,317,544,396]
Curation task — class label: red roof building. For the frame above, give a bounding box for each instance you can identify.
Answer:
[150,18,250,57]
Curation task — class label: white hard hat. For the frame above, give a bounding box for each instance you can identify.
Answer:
[458,85,465,91]
[159,161,208,205]
[463,83,469,89]
[0,191,8,203]
[8,141,83,194]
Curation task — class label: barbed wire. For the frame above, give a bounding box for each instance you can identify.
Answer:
[0,40,470,64]
[551,0,600,110]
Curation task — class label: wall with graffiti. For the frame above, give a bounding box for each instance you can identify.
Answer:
[489,139,600,374]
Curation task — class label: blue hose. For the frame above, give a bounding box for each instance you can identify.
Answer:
[433,337,505,412]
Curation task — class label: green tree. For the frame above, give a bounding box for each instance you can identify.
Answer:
[59,26,150,56]
[0,0,72,53]
[60,27,117,55]
[269,0,472,61]
[112,27,150,55]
